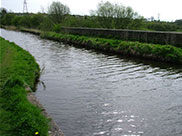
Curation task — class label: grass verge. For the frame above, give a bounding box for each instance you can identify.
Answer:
[0,37,49,136]
[41,32,182,64]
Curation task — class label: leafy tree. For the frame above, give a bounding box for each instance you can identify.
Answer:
[39,16,54,31]
[1,13,15,26]
[147,22,177,31]
[30,14,45,28]
[11,16,22,26]
[175,19,182,26]
[0,8,8,25]
[18,15,32,28]
[48,1,70,23]
[174,19,182,29]
[61,15,100,28]
[91,1,142,29]
[0,8,7,17]
[93,1,115,28]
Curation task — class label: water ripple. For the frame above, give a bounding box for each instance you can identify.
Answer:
[1,28,182,136]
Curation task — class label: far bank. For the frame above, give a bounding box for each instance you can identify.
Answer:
[1,26,182,65]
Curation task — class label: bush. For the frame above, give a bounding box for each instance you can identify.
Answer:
[147,22,177,31]
[11,16,21,26]
[39,17,54,31]
[18,15,32,28]
[1,13,15,25]
[30,14,45,28]
[52,24,62,33]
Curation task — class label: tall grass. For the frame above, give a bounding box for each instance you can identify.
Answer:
[0,37,49,136]
[41,32,182,64]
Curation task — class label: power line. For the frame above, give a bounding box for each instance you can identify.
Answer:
[158,13,160,21]
[23,0,28,13]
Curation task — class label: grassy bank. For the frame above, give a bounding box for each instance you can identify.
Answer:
[0,37,49,136]
[41,32,182,64]
[2,26,182,64]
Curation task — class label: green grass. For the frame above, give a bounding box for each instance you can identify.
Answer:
[41,32,182,64]
[0,37,49,136]
[176,29,182,32]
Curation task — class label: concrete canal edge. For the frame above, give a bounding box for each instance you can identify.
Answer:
[27,92,64,136]
[60,27,182,48]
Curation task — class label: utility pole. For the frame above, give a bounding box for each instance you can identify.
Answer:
[158,13,160,21]
[23,0,28,13]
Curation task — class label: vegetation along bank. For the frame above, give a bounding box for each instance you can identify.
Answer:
[1,1,182,32]
[0,37,50,136]
[2,26,182,65]
[41,31,182,64]
[1,0,182,65]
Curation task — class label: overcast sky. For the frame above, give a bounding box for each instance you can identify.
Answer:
[1,0,182,21]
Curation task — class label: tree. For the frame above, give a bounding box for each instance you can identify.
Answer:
[0,8,7,16]
[48,1,70,23]
[39,16,54,31]
[11,16,21,26]
[18,15,32,28]
[30,14,45,28]
[91,1,142,29]
[93,1,115,28]
[174,19,182,29]
[1,13,15,26]
[0,8,7,23]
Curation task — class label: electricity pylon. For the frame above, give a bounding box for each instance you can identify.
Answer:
[23,0,28,13]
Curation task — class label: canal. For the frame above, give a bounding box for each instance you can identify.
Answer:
[1,29,182,136]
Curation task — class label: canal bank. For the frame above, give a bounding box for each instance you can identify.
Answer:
[41,31,182,65]
[2,26,182,65]
[1,28,182,136]
[60,27,182,48]
[0,37,63,136]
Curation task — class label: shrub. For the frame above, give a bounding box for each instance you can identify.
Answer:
[52,24,62,33]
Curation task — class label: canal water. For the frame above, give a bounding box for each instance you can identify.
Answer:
[1,29,182,136]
